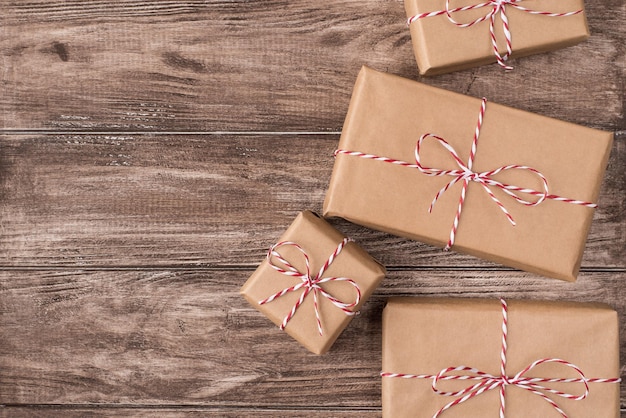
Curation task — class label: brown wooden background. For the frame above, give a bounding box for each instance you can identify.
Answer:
[1,1,624,416]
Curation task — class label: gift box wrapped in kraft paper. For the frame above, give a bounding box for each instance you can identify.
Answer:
[381,298,621,417]
[240,211,386,355]
[323,67,612,281]
[404,0,589,75]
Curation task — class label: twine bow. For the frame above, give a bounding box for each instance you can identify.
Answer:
[407,0,583,69]
[334,98,597,250]
[258,238,361,336]
[381,299,621,418]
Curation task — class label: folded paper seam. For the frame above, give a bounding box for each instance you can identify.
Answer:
[381,298,621,418]
[406,0,583,69]
[258,237,362,336]
[334,97,597,250]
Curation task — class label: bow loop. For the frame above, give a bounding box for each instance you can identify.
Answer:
[415,133,469,175]
[479,164,549,207]
[444,0,502,27]
[258,238,361,336]
[267,241,312,281]
[431,366,501,398]
[513,358,590,401]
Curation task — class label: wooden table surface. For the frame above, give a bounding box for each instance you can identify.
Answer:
[1,1,624,416]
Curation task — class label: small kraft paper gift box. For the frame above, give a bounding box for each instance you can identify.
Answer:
[323,66,613,281]
[404,0,589,75]
[381,298,622,417]
[240,211,386,355]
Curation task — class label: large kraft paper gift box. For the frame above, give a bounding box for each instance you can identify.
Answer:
[240,211,386,355]
[381,298,621,417]
[405,0,589,75]
[323,67,613,281]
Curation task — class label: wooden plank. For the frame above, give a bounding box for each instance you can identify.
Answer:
[2,407,624,417]
[0,134,623,268]
[0,407,382,418]
[1,1,623,131]
[0,269,624,406]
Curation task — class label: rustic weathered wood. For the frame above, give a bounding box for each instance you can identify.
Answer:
[1,408,623,418]
[0,269,624,408]
[1,411,625,418]
[0,408,383,418]
[1,1,624,416]
[1,1,624,131]
[0,134,623,268]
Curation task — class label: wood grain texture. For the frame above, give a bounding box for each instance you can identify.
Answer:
[0,411,624,418]
[1,270,624,407]
[1,0,624,131]
[1,409,623,418]
[0,408,382,418]
[1,1,624,416]
[0,134,623,268]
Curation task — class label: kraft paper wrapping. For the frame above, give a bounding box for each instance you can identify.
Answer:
[381,298,620,417]
[240,211,386,355]
[323,66,613,281]
[405,0,589,75]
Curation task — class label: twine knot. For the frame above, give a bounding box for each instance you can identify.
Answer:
[500,374,512,386]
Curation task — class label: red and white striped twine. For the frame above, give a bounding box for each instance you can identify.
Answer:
[407,0,583,70]
[381,298,621,418]
[334,98,597,250]
[258,238,362,336]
